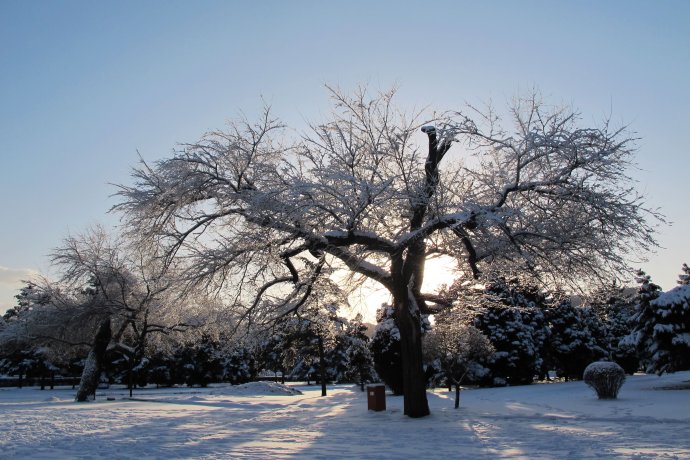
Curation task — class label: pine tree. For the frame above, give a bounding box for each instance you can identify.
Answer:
[678,263,690,286]
[626,269,663,371]
[546,297,608,380]
[223,346,256,384]
[329,314,376,389]
[470,277,549,386]
[587,283,639,374]
[645,283,690,374]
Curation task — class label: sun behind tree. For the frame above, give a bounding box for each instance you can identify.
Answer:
[115,86,660,417]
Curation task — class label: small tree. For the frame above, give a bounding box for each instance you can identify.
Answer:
[426,319,493,408]
[339,314,376,390]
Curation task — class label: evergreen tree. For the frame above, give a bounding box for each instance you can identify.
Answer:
[280,301,345,395]
[645,284,690,374]
[336,314,376,389]
[0,348,35,388]
[173,334,224,387]
[546,297,608,380]
[625,269,663,371]
[223,346,256,384]
[370,305,404,394]
[591,283,640,375]
[469,277,549,386]
[255,325,290,383]
[678,263,690,286]
[587,283,639,374]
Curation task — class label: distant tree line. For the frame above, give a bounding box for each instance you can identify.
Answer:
[2,263,689,396]
[0,282,377,393]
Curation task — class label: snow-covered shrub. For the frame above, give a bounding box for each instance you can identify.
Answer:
[583,361,625,399]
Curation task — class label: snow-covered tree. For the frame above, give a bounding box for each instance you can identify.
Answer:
[425,311,493,408]
[3,227,195,400]
[586,283,639,374]
[624,269,663,372]
[446,276,549,386]
[678,263,690,286]
[0,283,84,389]
[115,87,659,417]
[546,297,608,380]
[255,322,291,384]
[336,314,376,390]
[644,284,690,374]
[370,305,403,394]
[222,345,256,384]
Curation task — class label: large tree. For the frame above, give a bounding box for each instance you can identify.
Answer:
[116,87,658,417]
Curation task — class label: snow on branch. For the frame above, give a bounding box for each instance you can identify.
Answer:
[113,86,662,318]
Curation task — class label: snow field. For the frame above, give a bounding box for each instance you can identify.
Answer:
[1,373,689,459]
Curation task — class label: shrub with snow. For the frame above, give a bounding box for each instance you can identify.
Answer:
[583,361,625,399]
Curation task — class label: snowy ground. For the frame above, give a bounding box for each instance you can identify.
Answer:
[1,372,689,459]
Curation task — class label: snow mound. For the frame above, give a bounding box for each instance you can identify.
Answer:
[210,381,303,396]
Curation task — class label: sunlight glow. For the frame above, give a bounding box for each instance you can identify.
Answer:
[343,255,461,323]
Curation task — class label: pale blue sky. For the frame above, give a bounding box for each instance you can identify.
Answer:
[1,0,689,312]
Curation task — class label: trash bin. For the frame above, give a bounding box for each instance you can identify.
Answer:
[367,384,386,411]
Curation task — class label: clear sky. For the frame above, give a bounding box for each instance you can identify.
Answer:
[1,0,689,314]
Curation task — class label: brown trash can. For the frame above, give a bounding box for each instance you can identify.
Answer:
[367,384,386,411]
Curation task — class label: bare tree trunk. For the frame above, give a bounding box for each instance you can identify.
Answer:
[318,336,327,397]
[128,368,133,398]
[396,296,430,418]
[455,384,461,409]
[75,318,111,402]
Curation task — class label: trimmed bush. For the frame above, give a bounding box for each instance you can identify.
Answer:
[583,361,625,399]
